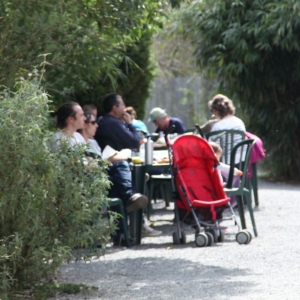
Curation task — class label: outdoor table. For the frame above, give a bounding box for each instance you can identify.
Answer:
[130,162,171,245]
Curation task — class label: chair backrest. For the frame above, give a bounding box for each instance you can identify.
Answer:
[226,139,255,189]
[206,130,246,164]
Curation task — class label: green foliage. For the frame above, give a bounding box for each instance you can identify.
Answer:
[116,32,155,120]
[173,0,300,180]
[76,31,155,119]
[0,74,115,292]
[0,0,164,109]
[0,282,96,300]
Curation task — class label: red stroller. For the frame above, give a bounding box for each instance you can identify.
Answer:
[168,133,249,247]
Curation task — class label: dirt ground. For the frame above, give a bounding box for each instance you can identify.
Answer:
[51,180,300,300]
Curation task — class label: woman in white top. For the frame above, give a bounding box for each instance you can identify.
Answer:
[209,94,245,132]
[208,94,246,163]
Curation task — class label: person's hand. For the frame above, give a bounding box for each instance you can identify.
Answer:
[122,112,132,124]
[235,169,243,177]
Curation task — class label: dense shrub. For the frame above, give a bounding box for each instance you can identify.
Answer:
[0,75,115,292]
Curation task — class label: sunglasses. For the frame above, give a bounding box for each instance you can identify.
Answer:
[85,120,97,125]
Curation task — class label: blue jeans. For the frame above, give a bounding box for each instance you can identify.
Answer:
[107,161,134,202]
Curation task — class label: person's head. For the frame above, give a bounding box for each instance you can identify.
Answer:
[209,141,223,161]
[78,112,98,139]
[208,94,235,119]
[103,93,125,120]
[125,106,137,121]
[52,102,86,131]
[83,104,97,119]
[149,107,170,130]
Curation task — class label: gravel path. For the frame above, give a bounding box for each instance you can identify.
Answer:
[52,180,300,300]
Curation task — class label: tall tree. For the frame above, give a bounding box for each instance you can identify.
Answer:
[172,0,300,180]
[74,31,155,120]
[0,0,163,107]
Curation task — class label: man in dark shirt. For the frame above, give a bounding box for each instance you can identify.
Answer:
[95,93,140,151]
[149,107,186,134]
[95,94,162,237]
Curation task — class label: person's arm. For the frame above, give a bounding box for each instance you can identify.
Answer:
[107,117,140,150]
[107,149,131,163]
[219,162,243,177]
[200,119,218,133]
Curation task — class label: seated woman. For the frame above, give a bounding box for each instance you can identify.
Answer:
[208,94,246,163]
[208,94,246,132]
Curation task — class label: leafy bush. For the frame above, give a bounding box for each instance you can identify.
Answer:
[0,74,115,292]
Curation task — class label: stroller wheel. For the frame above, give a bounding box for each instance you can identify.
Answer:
[205,232,214,246]
[205,228,218,243]
[172,232,180,245]
[195,233,208,247]
[217,229,225,243]
[236,230,251,245]
[180,231,187,244]
[245,230,252,244]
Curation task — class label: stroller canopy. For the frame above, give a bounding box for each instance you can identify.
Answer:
[172,135,218,169]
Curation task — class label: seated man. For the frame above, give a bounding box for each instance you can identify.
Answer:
[95,93,140,151]
[94,94,162,236]
[51,101,148,246]
[149,107,186,135]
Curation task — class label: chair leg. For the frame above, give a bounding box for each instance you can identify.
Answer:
[136,208,143,245]
[118,201,131,247]
[236,195,247,229]
[92,212,100,250]
[245,191,258,237]
[109,198,130,247]
[251,163,259,206]
[164,182,173,207]
[147,180,155,220]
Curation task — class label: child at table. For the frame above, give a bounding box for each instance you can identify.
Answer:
[209,142,242,207]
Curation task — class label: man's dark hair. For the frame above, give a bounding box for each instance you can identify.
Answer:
[51,102,79,129]
[103,93,121,113]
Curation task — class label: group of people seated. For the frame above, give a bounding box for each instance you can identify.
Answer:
[50,92,246,246]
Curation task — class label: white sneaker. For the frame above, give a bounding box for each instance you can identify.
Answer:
[142,224,162,237]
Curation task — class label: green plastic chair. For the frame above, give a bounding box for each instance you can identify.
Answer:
[93,197,130,248]
[206,130,260,206]
[224,139,258,237]
[249,162,259,206]
[108,198,131,247]
[206,130,246,164]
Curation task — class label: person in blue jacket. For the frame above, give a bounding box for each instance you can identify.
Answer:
[95,93,140,151]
